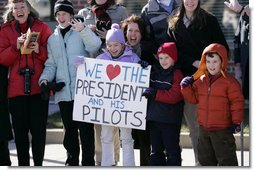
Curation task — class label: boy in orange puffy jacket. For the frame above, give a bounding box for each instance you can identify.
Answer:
[180,43,244,166]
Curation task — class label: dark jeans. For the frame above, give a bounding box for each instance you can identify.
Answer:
[149,122,181,166]
[58,101,95,166]
[198,127,238,166]
[9,95,48,166]
[0,141,11,166]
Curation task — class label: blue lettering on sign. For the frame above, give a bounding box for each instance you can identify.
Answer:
[121,65,148,84]
[110,100,125,109]
[83,63,102,79]
[88,97,104,106]
[122,65,131,82]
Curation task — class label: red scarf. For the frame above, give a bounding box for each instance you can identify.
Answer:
[19,21,28,34]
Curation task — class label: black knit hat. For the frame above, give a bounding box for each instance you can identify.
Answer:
[54,0,74,16]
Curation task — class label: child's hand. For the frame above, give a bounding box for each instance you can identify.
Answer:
[73,56,85,68]
[138,60,149,68]
[229,124,241,134]
[224,0,242,13]
[70,18,85,32]
[142,88,157,99]
[192,60,200,68]
[96,27,107,39]
[180,76,194,87]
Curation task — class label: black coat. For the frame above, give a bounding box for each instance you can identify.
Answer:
[168,9,229,76]
[146,65,184,125]
[0,64,13,141]
[234,13,249,99]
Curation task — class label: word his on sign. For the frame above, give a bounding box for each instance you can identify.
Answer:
[73,58,151,130]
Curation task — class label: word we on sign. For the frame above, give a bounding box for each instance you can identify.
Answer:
[73,58,151,130]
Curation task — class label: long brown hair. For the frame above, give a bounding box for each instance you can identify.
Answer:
[168,0,207,30]
[3,0,39,23]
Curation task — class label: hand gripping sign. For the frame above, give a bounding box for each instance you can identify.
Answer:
[73,58,151,130]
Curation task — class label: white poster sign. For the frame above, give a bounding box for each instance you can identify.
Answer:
[73,58,151,130]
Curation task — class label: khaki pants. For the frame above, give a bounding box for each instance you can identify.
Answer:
[101,125,135,166]
[184,101,199,165]
[94,124,120,163]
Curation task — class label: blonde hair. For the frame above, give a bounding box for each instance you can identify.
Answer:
[3,0,39,23]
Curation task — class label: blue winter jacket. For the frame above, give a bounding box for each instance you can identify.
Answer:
[146,64,184,125]
[39,26,101,103]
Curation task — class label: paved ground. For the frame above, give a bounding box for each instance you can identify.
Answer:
[7,141,249,167]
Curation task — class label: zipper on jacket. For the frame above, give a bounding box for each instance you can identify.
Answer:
[205,81,211,128]
[63,31,73,100]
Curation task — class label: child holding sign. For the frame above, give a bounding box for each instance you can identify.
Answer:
[96,23,140,166]
[142,42,184,166]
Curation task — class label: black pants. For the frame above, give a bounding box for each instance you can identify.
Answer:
[132,123,150,166]
[58,101,95,166]
[9,95,48,166]
[0,141,11,166]
[149,122,181,166]
[198,127,238,166]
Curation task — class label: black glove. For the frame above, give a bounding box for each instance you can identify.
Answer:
[40,82,50,100]
[229,124,241,134]
[138,60,149,68]
[96,20,111,31]
[55,82,65,91]
[180,76,194,87]
[142,88,157,99]
[48,82,65,92]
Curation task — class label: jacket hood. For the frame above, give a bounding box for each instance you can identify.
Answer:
[102,45,133,59]
[192,43,228,80]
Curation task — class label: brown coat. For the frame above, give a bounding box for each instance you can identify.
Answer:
[181,43,244,130]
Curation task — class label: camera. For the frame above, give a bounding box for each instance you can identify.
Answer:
[19,68,34,94]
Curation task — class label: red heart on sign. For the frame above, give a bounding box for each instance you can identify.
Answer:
[106,64,121,81]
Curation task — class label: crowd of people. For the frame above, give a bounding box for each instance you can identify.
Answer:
[0,0,248,166]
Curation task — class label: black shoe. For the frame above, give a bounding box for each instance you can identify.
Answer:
[65,154,79,166]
